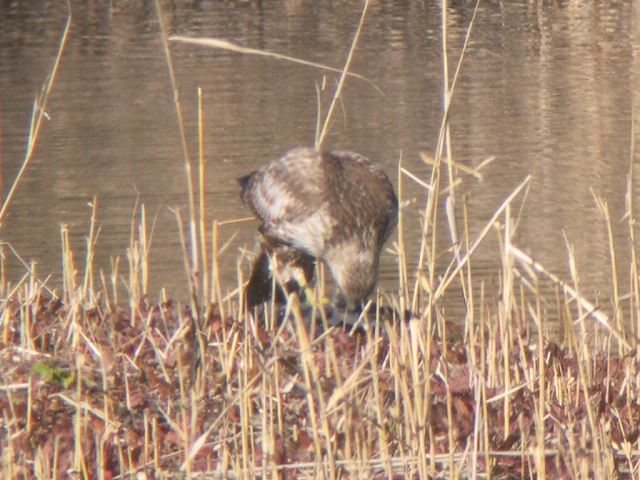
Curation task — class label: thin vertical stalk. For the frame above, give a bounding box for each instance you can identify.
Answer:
[396,154,410,310]
[0,1,72,226]
[82,197,100,303]
[536,277,546,479]
[316,0,370,150]
[197,88,209,306]
[154,0,199,300]
[626,118,640,345]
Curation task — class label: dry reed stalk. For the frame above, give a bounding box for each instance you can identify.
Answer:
[510,245,633,351]
[168,36,379,93]
[409,0,482,317]
[60,225,75,308]
[315,0,370,150]
[197,88,210,306]
[211,219,223,313]
[626,119,640,343]
[125,201,152,325]
[154,0,205,319]
[394,155,411,314]
[0,2,71,227]
[435,176,532,304]
[535,276,546,479]
[0,244,5,299]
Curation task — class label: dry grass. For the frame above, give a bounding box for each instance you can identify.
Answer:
[2,1,640,479]
[3,192,640,478]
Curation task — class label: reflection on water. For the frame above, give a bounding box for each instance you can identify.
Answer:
[1,1,639,318]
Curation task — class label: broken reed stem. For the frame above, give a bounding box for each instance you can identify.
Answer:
[434,176,532,302]
[127,199,140,313]
[127,202,152,323]
[60,224,75,308]
[82,197,100,304]
[509,245,634,351]
[169,36,380,93]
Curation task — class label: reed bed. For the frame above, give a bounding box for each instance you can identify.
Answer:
[2,185,640,479]
[2,1,640,479]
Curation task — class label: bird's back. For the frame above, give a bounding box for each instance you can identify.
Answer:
[322,151,397,250]
[241,147,397,256]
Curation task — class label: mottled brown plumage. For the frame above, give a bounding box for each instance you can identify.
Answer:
[240,147,398,308]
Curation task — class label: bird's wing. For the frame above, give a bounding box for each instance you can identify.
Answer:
[247,151,339,255]
[244,151,327,224]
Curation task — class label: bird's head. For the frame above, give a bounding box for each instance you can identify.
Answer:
[324,240,380,309]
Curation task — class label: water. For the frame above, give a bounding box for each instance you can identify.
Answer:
[1,0,638,318]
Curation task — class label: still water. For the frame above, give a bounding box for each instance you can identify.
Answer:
[1,0,638,317]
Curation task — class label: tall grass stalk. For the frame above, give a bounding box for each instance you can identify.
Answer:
[315,0,370,150]
[0,2,71,227]
[626,117,640,345]
[154,0,202,317]
[126,201,152,324]
[198,88,210,306]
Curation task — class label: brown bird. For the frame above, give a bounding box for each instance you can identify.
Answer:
[239,147,398,310]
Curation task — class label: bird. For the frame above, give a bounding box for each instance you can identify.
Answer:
[239,147,398,311]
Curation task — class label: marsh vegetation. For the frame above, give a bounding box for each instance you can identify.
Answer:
[1,1,640,479]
